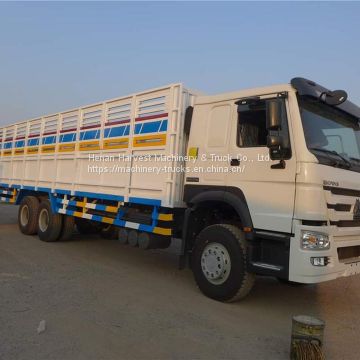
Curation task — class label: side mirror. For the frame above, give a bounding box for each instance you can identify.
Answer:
[267,135,282,149]
[266,100,282,130]
[267,135,284,160]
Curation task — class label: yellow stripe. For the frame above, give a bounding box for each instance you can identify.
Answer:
[10,189,17,203]
[75,201,86,208]
[105,205,118,213]
[158,213,173,221]
[102,217,114,224]
[103,138,129,150]
[79,141,100,151]
[41,145,56,153]
[14,149,25,155]
[26,147,39,154]
[133,134,166,147]
[3,150,13,156]
[153,227,172,236]
[73,211,84,218]
[59,143,76,152]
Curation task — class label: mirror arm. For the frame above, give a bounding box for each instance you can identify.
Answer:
[271,159,286,169]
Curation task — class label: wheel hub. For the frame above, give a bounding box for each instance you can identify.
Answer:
[20,205,30,226]
[201,242,231,285]
[39,208,49,232]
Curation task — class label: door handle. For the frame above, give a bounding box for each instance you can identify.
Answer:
[230,158,240,166]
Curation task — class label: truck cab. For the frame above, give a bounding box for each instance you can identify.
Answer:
[184,77,360,300]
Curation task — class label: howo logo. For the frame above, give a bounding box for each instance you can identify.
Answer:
[323,180,339,187]
[354,199,360,221]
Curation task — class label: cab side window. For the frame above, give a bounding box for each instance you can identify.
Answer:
[237,100,267,147]
[236,97,291,159]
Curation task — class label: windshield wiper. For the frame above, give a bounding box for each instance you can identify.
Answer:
[309,147,352,169]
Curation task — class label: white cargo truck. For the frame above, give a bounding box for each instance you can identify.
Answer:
[1,77,360,301]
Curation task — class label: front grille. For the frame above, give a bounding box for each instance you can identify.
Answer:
[330,220,360,227]
[324,185,360,228]
[324,186,360,197]
[338,246,360,262]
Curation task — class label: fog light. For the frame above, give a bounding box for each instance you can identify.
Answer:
[301,231,330,250]
[311,257,328,266]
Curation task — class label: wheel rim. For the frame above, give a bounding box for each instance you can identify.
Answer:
[201,242,231,285]
[39,208,49,232]
[20,205,30,226]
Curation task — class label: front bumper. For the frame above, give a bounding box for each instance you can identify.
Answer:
[289,222,360,283]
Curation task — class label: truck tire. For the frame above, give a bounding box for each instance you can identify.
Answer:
[37,200,63,242]
[118,228,129,244]
[18,196,39,235]
[100,225,119,240]
[192,224,255,302]
[75,218,101,235]
[59,215,75,241]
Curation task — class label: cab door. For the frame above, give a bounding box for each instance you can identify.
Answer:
[226,95,296,233]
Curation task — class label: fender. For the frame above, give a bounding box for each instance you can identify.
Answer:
[183,185,253,229]
[179,185,254,268]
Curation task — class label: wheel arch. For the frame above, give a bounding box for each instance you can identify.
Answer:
[16,190,50,206]
[179,186,254,267]
[189,189,253,229]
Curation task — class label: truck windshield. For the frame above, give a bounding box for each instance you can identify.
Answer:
[298,96,360,172]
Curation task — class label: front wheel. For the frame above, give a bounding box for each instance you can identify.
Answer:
[192,224,255,302]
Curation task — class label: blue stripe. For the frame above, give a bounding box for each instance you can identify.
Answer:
[104,126,126,138]
[74,191,124,202]
[95,204,110,211]
[134,120,167,135]
[59,133,76,143]
[4,142,12,149]
[123,125,130,136]
[159,120,168,132]
[37,187,51,193]
[80,130,100,141]
[28,138,39,146]
[91,215,103,222]
[1,184,163,213]
[58,209,164,236]
[42,136,56,145]
[22,186,36,191]
[140,120,162,134]
[134,123,142,134]
[138,224,155,232]
[54,189,71,195]
[128,197,161,206]
[15,140,25,148]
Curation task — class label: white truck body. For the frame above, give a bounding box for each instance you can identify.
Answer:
[1,77,360,301]
[0,84,196,208]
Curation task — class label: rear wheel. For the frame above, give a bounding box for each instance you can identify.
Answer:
[37,200,63,242]
[18,196,39,235]
[192,224,255,302]
[59,215,75,241]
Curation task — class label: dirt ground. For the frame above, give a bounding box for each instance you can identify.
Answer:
[0,204,359,360]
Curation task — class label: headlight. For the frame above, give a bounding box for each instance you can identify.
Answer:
[301,231,330,250]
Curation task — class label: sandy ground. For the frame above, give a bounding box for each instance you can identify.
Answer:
[0,203,359,360]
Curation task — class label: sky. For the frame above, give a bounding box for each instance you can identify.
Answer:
[0,1,359,126]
